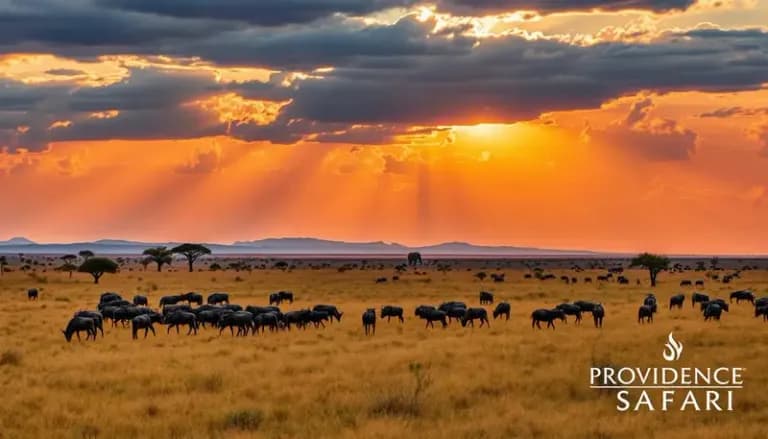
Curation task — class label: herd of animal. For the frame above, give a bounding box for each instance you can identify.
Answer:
[52,282,768,342]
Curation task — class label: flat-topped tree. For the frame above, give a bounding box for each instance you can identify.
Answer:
[142,246,173,272]
[78,250,94,261]
[78,257,118,284]
[171,243,211,272]
[630,253,670,287]
[57,262,78,278]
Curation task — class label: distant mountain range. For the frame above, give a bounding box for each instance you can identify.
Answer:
[0,236,603,257]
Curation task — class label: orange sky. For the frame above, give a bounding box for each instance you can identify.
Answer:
[1,1,768,254]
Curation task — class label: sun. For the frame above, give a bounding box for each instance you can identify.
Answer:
[452,123,510,139]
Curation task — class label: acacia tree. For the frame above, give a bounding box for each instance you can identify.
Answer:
[79,250,94,261]
[78,257,118,284]
[630,253,670,287]
[171,243,211,272]
[142,246,173,272]
[57,262,78,278]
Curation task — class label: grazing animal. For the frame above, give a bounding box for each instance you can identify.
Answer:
[479,291,494,305]
[74,311,105,337]
[704,303,723,321]
[460,308,490,328]
[375,277,388,284]
[754,306,768,321]
[207,292,230,305]
[415,306,448,328]
[490,273,505,283]
[181,292,203,305]
[159,295,183,307]
[680,280,692,287]
[643,294,658,313]
[278,291,294,303]
[556,303,582,324]
[493,302,511,320]
[407,251,423,266]
[691,292,710,308]
[574,300,598,313]
[313,304,343,322]
[755,297,768,308]
[531,309,566,330]
[669,294,685,310]
[253,312,280,333]
[164,311,199,335]
[99,292,122,304]
[381,305,404,323]
[62,317,97,342]
[162,304,191,317]
[131,314,156,339]
[27,288,38,300]
[284,310,312,329]
[637,305,654,324]
[617,276,629,285]
[308,311,329,328]
[218,311,254,336]
[132,295,148,306]
[584,277,592,283]
[592,304,605,328]
[269,293,281,305]
[362,309,376,335]
[700,299,729,313]
[730,290,755,304]
[695,280,704,287]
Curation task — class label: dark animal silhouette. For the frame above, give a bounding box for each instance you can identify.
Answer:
[74,311,105,337]
[132,314,156,339]
[754,306,768,321]
[643,294,658,313]
[680,280,692,287]
[531,309,566,330]
[362,308,376,335]
[730,290,754,304]
[309,311,329,328]
[407,252,422,266]
[700,299,729,313]
[381,305,404,323]
[493,302,510,320]
[695,280,704,287]
[638,305,654,324]
[592,304,605,328]
[62,317,97,342]
[27,288,38,300]
[479,291,494,305]
[490,273,505,283]
[99,292,122,304]
[164,311,199,335]
[415,306,447,328]
[556,303,582,324]
[669,294,685,310]
[218,311,254,336]
[132,295,148,306]
[460,308,489,328]
[181,292,203,305]
[159,295,183,307]
[207,292,230,305]
[313,304,343,322]
[574,300,598,313]
[692,292,709,308]
[704,303,723,321]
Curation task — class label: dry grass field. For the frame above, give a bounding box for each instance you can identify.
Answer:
[1,259,768,439]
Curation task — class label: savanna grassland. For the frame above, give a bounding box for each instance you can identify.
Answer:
[1,259,768,439]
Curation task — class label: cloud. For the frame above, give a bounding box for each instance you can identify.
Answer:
[44,68,86,76]
[590,97,697,161]
[749,122,768,156]
[699,106,768,118]
[176,147,222,174]
[434,0,697,15]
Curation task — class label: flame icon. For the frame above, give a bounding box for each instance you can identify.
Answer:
[663,332,683,362]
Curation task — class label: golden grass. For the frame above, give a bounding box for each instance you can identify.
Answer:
[1,264,767,438]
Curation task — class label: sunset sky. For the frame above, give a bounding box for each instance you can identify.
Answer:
[1,0,768,254]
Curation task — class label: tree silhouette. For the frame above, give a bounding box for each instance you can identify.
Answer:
[142,246,173,272]
[0,256,6,277]
[57,262,78,278]
[78,257,118,284]
[79,250,94,261]
[630,253,670,287]
[61,254,77,264]
[171,243,211,272]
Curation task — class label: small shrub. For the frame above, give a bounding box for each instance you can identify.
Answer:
[0,350,22,366]
[146,404,160,417]
[224,409,263,431]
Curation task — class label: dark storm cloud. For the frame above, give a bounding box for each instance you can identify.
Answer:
[699,106,768,118]
[98,0,416,26]
[435,0,697,15]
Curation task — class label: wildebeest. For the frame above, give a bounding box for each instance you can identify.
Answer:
[73,310,105,337]
[691,292,709,308]
[730,290,755,304]
[131,314,156,339]
[362,308,376,335]
[617,276,629,285]
[381,305,404,323]
[407,251,422,266]
[132,295,148,306]
[375,277,388,284]
[309,311,330,328]
[99,292,122,304]
[479,291,494,305]
[62,317,97,342]
[415,305,447,328]
[493,302,510,320]
[218,311,254,336]
[643,294,658,313]
[531,309,566,329]
[695,280,705,287]
[556,303,582,324]
[460,308,489,328]
[637,305,654,324]
[680,280,692,287]
[159,295,183,307]
[27,288,38,300]
[700,299,729,313]
[704,303,723,321]
[490,273,505,283]
[592,304,605,328]
[755,306,768,321]
[269,291,294,305]
[574,300,598,313]
[164,311,199,335]
[669,294,685,310]
[253,312,280,333]
[207,292,229,305]
[313,304,343,322]
[181,292,203,305]
[439,302,467,324]
[584,277,592,283]
[755,297,768,308]
[284,309,312,329]
[162,304,191,317]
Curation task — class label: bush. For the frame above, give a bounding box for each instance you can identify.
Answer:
[224,410,263,431]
